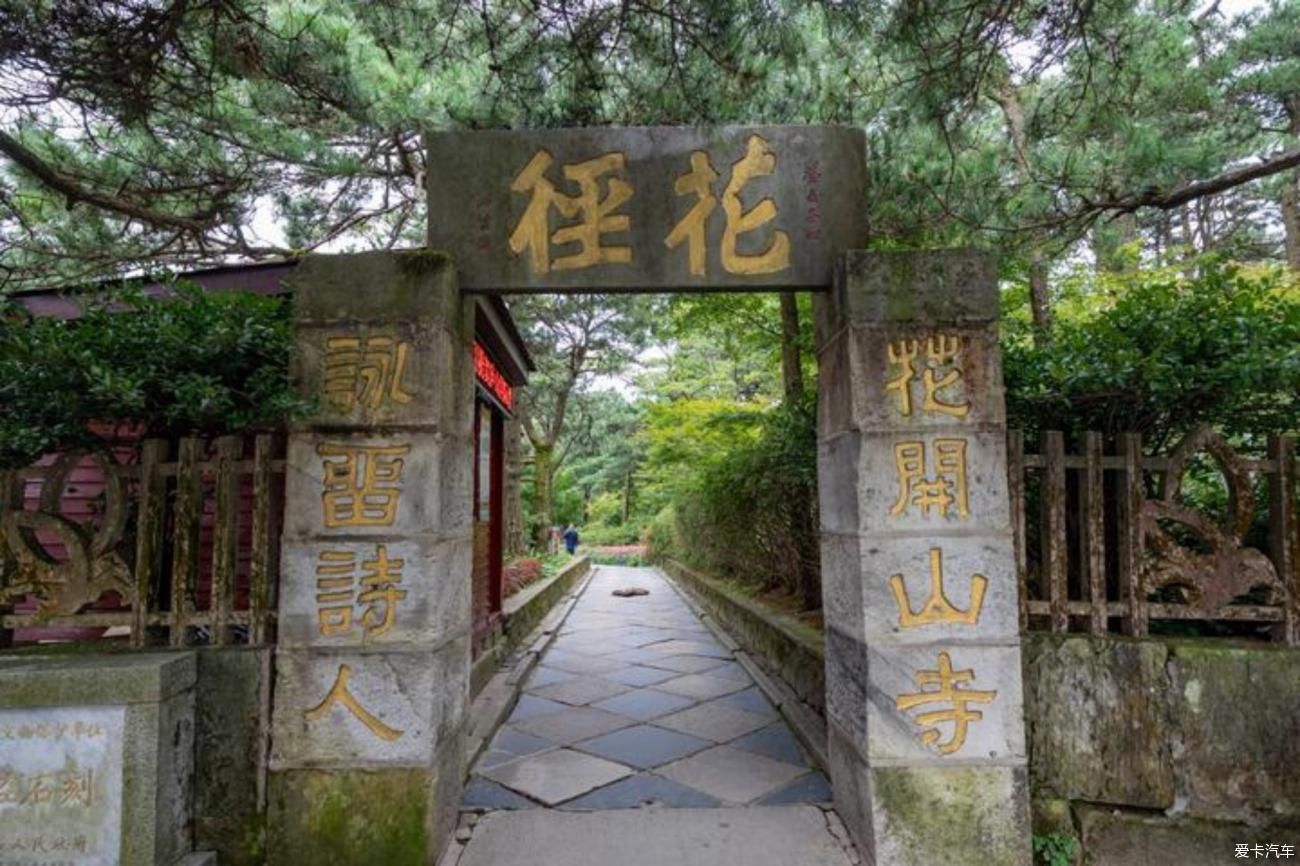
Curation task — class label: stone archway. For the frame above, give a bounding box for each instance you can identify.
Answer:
[265,126,1031,866]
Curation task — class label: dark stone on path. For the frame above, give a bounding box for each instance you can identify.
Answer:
[613,587,650,597]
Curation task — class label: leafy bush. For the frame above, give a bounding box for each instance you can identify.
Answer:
[645,396,820,607]
[0,283,310,467]
[1003,261,1300,447]
[503,558,544,596]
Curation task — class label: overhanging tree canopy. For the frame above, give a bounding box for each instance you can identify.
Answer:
[2,0,1297,295]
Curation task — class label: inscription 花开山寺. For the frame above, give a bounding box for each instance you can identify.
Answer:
[894,651,996,754]
[884,335,970,419]
[891,438,970,519]
[889,547,987,628]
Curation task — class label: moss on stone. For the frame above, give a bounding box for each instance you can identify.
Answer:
[872,766,1030,866]
[396,248,453,275]
[267,769,432,866]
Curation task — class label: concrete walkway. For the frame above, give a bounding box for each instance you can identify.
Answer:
[449,565,859,866]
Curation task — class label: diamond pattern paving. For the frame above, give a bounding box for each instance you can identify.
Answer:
[656,673,749,701]
[655,700,770,743]
[657,745,810,804]
[528,677,630,706]
[512,706,636,745]
[574,724,710,769]
[589,688,695,722]
[482,749,633,806]
[642,654,730,674]
[601,664,679,687]
[465,565,832,812]
[558,773,721,810]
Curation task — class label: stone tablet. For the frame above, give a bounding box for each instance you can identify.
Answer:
[0,706,125,866]
[426,126,866,292]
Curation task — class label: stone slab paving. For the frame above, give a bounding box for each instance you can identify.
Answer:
[464,565,833,812]
[455,807,858,866]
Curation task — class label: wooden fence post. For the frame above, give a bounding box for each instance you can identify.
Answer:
[1008,430,1028,632]
[1084,431,1107,634]
[0,469,14,649]
[250,433,275,646]
[131,439,169,648]
[1042,430,1068,633]
[1118,432,1147,637]
[1269,435,1297,646]
[171,436,203,647]
[211,435,242,646]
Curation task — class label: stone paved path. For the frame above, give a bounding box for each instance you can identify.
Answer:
[464,565,832,811]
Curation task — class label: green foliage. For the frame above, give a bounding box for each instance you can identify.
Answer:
[1003,261,1300,446]
[644,395,818,603]
[5,0,1298,288]
[1032,832,1079,866]
[0,284,309,467]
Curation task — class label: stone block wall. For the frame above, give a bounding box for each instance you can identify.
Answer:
[1024,633,1300,858]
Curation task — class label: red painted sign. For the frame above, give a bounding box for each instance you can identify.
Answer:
[474,341,514,412]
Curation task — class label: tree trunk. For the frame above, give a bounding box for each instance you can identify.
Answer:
[1027,250,1052,339]
[503,414,527,556]
[991,76,1052,341]
[622,469,633,526]
[531,441,555,550]
[1283,179,1300,271]
[777,292,819,609]
[779,292,805,403]
[1283,102,1300,272]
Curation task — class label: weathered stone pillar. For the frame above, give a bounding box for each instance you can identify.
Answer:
[267,251,474,865]
[815,250,1031,866]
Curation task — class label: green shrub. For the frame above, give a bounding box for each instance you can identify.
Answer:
[1003,261,1300,447]
[0,283,310,467]
[1033,833,1079,866]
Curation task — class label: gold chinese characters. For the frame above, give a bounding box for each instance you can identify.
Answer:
[317,442,410,528]
[315,545,407,638]
[509,150,633,274]
[323,335,414,413]
[892,438,969,519]
[665,134,791,276]
[890,548,987,628]
[894,651,997,755]
[507,137,793,278]
[885,335,970,418]
[305,663,404,742]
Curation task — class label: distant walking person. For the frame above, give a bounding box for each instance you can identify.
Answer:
[563,524,580,555]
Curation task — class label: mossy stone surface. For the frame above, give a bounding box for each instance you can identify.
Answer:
[871,765,1032,866]
[1023,634,1174,809]
[266,768,432,866]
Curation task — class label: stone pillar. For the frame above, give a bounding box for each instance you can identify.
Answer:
[815,250,1031,866]
[267,251,474,865]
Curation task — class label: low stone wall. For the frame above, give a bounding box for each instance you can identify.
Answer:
[193,647,272,866]
[470,556,592,697]
[660,559,825,716]
[1025,633,1300,858]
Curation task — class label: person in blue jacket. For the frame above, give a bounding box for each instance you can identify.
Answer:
[562,524,580,555]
